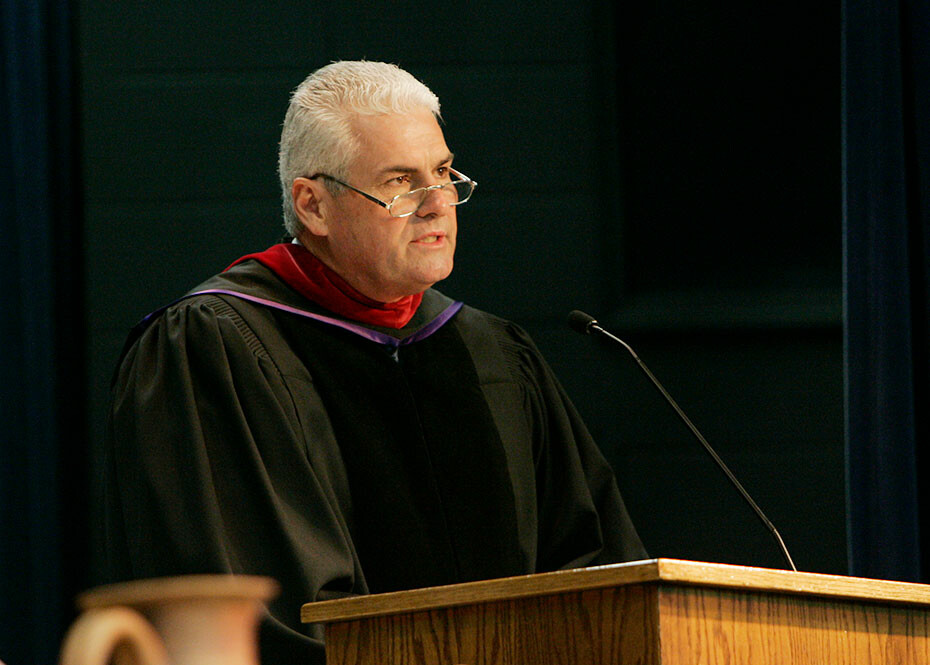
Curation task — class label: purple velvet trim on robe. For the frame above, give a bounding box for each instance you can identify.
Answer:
[146,288,463,348]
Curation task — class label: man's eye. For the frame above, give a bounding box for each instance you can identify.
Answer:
[436,166,449,178]
[390,175,411,186]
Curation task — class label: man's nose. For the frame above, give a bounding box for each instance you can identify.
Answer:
[415,185,449,217]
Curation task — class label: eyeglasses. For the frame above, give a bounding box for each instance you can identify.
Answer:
[308,168,477,218]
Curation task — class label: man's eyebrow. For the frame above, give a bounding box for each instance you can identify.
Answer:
[376,153,455,178]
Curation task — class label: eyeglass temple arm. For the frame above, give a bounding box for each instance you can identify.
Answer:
[308,174,391,209]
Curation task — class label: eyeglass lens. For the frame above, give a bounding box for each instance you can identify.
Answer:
[389,181,473,216]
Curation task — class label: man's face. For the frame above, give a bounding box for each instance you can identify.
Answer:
[321,108,457,303]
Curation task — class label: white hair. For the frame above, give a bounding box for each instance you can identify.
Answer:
[277,61,441,236]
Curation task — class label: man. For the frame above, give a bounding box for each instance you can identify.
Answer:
[101,61,645,663]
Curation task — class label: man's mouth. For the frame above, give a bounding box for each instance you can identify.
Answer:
[414,232,445,244]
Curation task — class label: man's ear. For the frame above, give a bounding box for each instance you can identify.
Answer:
[292,177,330,237]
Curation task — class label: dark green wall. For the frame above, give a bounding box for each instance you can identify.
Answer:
[79,1,844,576]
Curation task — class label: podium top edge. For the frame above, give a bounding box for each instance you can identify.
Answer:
[300,558,930,624]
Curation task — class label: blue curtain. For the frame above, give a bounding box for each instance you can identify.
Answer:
[843,0,930,582]
[0,1,83,663]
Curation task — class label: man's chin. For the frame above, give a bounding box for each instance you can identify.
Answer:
[428,263,454,288]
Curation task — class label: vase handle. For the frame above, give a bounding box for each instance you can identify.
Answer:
[60,607,170,665]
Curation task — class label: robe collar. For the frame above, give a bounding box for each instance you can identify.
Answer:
[226,243,422,329]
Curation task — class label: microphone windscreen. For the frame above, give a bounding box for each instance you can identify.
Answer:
[568,310,597,335]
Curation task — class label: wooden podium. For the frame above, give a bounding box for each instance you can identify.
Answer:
[301,558,930,664]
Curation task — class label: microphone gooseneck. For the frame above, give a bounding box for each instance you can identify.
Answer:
[568,309,797,572]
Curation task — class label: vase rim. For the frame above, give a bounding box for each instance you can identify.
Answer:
[77,574,279,610]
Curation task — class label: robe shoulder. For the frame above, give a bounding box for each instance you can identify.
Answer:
[106,289,352,664]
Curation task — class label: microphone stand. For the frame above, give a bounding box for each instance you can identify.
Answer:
[569,310,797,572]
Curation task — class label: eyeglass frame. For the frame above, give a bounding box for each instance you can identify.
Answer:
[306,167,477,218]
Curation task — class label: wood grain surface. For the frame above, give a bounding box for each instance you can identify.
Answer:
[303,560,930,664]
[657,584,930,664]
[325,586,657,665]
[302,559,930,624]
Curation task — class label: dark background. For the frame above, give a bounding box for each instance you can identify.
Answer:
[4,1,848,662]
[79,2,841,575]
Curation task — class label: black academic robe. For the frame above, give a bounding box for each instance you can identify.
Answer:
[101,259,646,664]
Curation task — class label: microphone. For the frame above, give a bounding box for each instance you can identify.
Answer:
[568,309,797,572]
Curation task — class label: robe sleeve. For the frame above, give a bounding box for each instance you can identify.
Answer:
[103,296,357,664]
[502,321,648,570]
